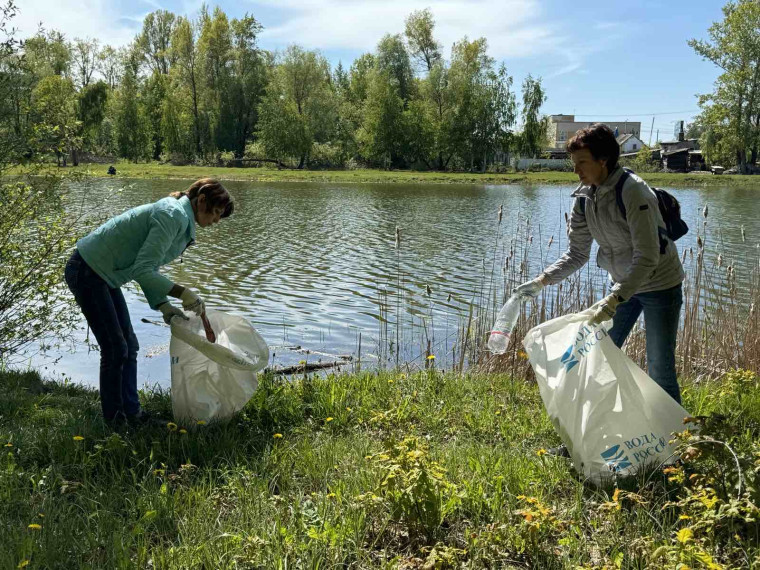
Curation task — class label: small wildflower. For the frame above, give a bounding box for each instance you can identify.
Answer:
[536,448,547,456]
[495,410,501,416]
[518,351,528,360]
[676,528,693,544]
[346,407,352,412]
[325,417,334,423]
[4,443,13,448]
[387,378,394,384]
[18,560,30,568]
[679,514,691,520]
[196,420,206,426]
[28,524,42,531]
[179,429,187,435]
[273,433,283,439]
[167,422,178,431]
[73,435,84,441]
[427,355,435,360]
[327,493,336,498]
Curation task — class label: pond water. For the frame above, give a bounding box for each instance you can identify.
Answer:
[28,176,760,389]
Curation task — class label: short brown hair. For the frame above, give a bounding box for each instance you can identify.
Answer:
[566,123,619,172]
[170,178,234,218]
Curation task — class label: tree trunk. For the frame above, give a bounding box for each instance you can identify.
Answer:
[298,154,305,169]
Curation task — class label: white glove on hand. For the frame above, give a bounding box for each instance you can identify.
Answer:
[588,293,622,326]
[513,277,545,299]
[180,287,205,316]
[158,302,188,325]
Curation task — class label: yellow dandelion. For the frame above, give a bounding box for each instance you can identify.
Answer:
[5,443,13,448]
[518,351,528,360]
[28,524,42,530]
[196,420,206,426]
[273,433,283,439]
[495,410,501,416]
[179,429,187,435]
[536,448,547,456]
[167,422,178,431]
[327,493,336,498]
[346,407,352,412]
[325,417,334,423]
[427,355,435,360]
[18,560,30,568]
[679,514,691,520]
[73,435,84,441]
[387,379,394,384]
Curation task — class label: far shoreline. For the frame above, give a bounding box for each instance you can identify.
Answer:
[10,162,759,188]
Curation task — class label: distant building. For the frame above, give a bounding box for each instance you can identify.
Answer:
[659,121,703,171]
[617,133,646,154]
[546,114,642,156]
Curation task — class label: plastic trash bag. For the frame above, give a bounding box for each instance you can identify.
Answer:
[523,309,691,484]
[170,310,269,422]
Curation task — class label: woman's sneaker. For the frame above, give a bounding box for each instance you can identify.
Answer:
[546,444,570,458]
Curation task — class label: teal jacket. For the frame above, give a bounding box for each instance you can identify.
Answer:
[77,196,196,309]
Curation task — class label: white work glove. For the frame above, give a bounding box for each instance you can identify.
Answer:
[588,293,623,326]
[513,276,545,300]
[180,287,205,316]
[158,302,188,325]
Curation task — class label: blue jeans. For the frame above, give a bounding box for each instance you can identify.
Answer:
[608,284,683,404]
[64,250,141,420]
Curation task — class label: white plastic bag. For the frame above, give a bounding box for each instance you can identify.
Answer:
[523,309,691,484]
[170,310,269,422]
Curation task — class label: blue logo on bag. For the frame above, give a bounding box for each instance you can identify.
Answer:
[600,445,633,472]
[560,324,609,372]
[560,346,579,371]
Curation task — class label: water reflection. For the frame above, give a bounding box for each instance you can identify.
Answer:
[30,177,759,388]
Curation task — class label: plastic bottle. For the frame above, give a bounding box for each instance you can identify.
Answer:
[488,294,521,354]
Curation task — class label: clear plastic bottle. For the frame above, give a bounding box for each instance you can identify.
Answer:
[488,294,521,354]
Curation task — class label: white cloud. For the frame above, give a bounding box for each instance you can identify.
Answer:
[13,0,146,45]
[257,0,560,60]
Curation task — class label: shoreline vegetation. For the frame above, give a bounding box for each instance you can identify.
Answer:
[10,162,760,187]
[1,367,758,568]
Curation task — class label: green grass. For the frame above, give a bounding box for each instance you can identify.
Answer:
[10,161,759,187]
[1,368,758,569]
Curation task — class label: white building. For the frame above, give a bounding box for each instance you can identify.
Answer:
[546,114,642,155]
[617,133,646,154]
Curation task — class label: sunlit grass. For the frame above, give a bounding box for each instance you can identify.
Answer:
[1,367,758,568]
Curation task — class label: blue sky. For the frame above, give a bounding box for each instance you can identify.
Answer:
[16,0,724,141]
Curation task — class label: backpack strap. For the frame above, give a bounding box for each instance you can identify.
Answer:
[614,169,631,220]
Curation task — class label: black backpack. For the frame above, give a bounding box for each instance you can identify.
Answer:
[579,168,688,251]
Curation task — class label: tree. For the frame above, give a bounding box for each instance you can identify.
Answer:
[404,9,441,73]
[29,75,81,165]
[138,10,176,75]
[689,0,760,171]
[113,48,152,161]
[376,34,414,103]
[518,74,548,158]
[257,45,335,168]
[169,16,202,155]
[97,45,122,89]
[71,37,98,88]
[23,30,71,77]
[78,80,109,151]
[348,53,376,104]
[0,1,80,362]
[358,69,408,167]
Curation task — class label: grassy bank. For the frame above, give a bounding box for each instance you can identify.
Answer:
[12,162,760,187]
[1,368,758,569]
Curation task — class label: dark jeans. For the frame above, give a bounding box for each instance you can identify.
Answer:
[64,250,140,420]
[608,284,683,404]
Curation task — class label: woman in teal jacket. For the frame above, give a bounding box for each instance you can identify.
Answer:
[64,178,234,426]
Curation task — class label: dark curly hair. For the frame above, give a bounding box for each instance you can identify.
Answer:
[566,123,619,172]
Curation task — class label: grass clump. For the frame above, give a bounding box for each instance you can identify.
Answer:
[1,367,759,568]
